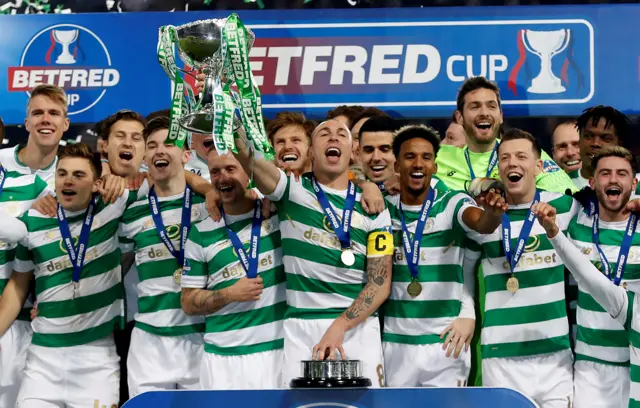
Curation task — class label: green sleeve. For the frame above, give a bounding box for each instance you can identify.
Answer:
[536,151,578,194]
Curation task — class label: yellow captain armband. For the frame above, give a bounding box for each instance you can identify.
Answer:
[367,231,394,257]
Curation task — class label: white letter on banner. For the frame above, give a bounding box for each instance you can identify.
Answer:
[71,70,88,88]
[12,71,29,89]
[269,47,303,86]
[29,70,43,88]
[466,55,487,78]
[300,46,332,86]
[331,46,367,86]
[103,69,120,87]
[58,70,73,88]
[368,45,402,84]
[489,55,508,80]
[249,47,266,87]
[402,44,441,84]
[88,70,102,87]
[446,55,466,82]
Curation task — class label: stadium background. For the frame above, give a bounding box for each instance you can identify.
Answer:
[1,0,639,160]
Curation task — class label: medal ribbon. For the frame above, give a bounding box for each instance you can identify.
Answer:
[222,14,274,161]
[221,200,263,278]
[56,199,97,284]
[148,186,192,268]
[501,190,540,273]
[0,167,7,196]
[157,25,190,149]
[465,141,499,180]
[592,206,638,286]
[376,182,386,193]
[312,178,356,250]
[399,188,435,281]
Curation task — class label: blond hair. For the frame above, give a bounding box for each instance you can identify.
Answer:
[592,146,635,172]
[27,84,68,116]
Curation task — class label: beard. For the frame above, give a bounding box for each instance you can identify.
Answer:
[462,121,499,145]
[596,188,632,213]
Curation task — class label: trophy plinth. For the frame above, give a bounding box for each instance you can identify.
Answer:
[290,360,372,389]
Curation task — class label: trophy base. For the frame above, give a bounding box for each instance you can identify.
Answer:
[527,76,566,94]
[289,377,372,389]
[179,110,241,135]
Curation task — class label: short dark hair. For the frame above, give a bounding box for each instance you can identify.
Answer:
[99,110,146,141]
[266,111,316,145]
[592,145,636,173]
[359,116,400,141]
[576,105,630,142]
[326,105,365,128]
[456,76,501,113]
[351,107,390,128]
[146,109,171,122]
[499,128,541,159]
[392,124,441,158]
[57,143,102,179]
[143,116,171,141]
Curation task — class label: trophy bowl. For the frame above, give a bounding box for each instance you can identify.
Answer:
[290,360,372,389]
[173,19,255,134]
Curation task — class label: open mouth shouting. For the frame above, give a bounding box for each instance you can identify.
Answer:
[37,128,55,136]
[60,188,77,202]
[325,146,341,164]
[280,152,299,165]
[369,164,387,178]
[153,157,170,170]
[474,118,493,136]
[605,185,622,198]
[506,171,524,184]
[119,150,134,163]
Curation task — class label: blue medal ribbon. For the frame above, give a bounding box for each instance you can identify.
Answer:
[312,178,356,251]
[56,198,97,291]
[400,188,435,281]
[501,190,540,273]
[0,167,6,196]
[376,182,386,193]
[592,206,638,286]
[465,141,499,180]
[148,185,192,268]
[221,200,263,279]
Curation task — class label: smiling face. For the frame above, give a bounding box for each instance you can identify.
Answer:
[498,138,542,202]
[208,149,250,206]
[580,117,620,173]
[103,119,145,177]
[360,130,395,183]
[442,122,466,148]
[592,155,637,214]
[144,129,190,184]
[56,157,99,212]
[311,120,352,178]
[395,137,437,197]
[457,88,503,147]
[272,124,311,173]
[25,94,69,149]
[552,123,581,173]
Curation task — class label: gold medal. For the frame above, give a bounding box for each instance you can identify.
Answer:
[173,268,183,285]
[506,275,519,293]
[407,279,422,297]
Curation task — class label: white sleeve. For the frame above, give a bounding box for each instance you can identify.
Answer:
[459,247,480,319]
[0,212,27,244]
[549,230,628,324]
[265,169,288,202]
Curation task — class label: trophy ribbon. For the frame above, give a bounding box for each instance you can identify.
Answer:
[157,25,190,149]
[222,14,274,161]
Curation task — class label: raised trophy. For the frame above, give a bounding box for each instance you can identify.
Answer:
[53,29,79,64]
[522,29,571,94]
[290,360,372,388]
[157,14,274,162]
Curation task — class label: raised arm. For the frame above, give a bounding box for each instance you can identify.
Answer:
[313,231,394,360]
[184,170,214,196]
[233,127,283,197]
[533,202,627,322]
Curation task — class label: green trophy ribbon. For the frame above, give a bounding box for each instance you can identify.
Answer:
[222,14,274,161]
[157,25,189,149]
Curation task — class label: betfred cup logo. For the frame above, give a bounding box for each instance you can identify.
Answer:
[52,29,79,64]
[522,29,571,94]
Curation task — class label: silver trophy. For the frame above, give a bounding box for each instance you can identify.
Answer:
[173,19,255,133]
[290,360,372,388]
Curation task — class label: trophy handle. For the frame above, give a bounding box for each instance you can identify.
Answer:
[71,29,79,43]
[551,29,571,57]
[521,30,540,56]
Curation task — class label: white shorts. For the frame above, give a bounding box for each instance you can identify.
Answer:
[383,341,471,387]
[282,317,385,388]
[573,360,629,408]
[127,327,203,397]
[0,320,32,408]
[483,349,573,408]
[17,336,120,408]
[200,348,283,390]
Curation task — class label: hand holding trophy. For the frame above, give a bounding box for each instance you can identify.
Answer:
[156,14,274,164]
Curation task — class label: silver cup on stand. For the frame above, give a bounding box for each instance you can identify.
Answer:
[290,360,372,388]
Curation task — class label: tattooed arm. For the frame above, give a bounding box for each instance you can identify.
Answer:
[312,255,392,360]
[181,277,264,316]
